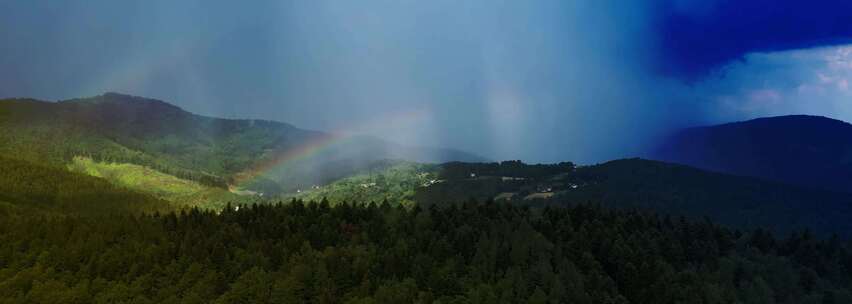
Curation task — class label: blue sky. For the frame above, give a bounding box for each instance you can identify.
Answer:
[1,0,851,163]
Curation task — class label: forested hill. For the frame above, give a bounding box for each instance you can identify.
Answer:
[557,159,852,236]
[652,115,852,193]
[0,93,311,188]
[392,159,852,237]
[0,93,483,194]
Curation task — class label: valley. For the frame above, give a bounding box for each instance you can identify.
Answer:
[3,94,852,303]
[6,94,852,237]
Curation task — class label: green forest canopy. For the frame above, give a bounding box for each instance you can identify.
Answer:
[1,201,850,303]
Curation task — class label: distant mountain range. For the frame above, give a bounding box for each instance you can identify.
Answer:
[6,93,852,237]
[651,115,852,193]
[0,92,484,194]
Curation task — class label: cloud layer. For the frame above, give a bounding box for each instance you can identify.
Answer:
[656,0,852,79]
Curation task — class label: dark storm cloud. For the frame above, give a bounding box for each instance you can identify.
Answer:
[657,0,852,79]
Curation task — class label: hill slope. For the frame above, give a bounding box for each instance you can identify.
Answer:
[651,115,852,193]
[66,156,255,210]
[0,156,168,216]
[310,159,852,236]
[285,160,438,207]
[0,93,483,195]
[557,159,852,236]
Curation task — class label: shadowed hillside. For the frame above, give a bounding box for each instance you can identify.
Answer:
[332,159,852,237]
[556,159,852,237]
[652,115,852,193]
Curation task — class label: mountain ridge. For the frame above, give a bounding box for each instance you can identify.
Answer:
[651,114,852,193]
[0,92,485,195]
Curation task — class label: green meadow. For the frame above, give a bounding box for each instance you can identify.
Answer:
[67,156,255,209]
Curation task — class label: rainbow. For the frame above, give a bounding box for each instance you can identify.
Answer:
[231,107,433,189]
[232,132,354,188]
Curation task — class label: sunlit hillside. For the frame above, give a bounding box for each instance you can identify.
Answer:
[0,156,168,216]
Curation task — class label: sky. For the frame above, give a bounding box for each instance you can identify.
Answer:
[1,0,851,163]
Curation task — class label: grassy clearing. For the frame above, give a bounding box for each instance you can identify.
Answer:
[68,156,253,209]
